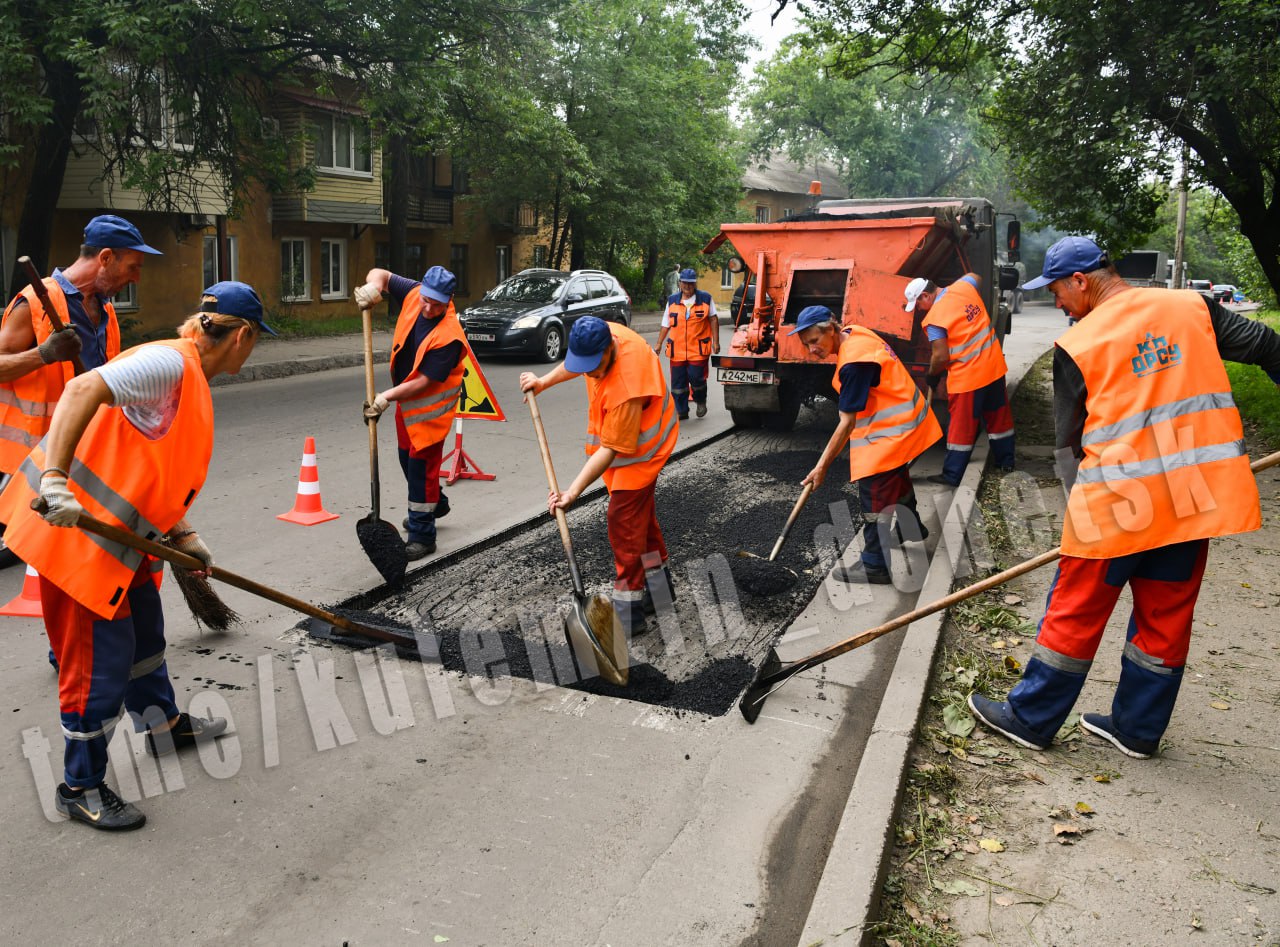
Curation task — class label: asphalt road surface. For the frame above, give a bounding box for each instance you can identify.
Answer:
[0,306,1067,945]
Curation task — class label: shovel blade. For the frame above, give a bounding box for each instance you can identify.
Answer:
[739,648,784,724]
[564,593,629,687]
[356,515,408,585]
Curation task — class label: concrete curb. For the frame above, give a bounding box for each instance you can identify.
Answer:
[210,349,391,387]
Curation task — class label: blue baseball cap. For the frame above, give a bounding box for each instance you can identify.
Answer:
[1022,237,1108,290]
[678,268,698,283]
[83,214,161,255]
[787,305,835,335]
[564,316,613,373]
[419,265,457,303]
[200,281,277,336]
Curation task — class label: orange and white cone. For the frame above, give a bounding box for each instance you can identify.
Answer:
[277,436,340,526]
[0,564,43,617]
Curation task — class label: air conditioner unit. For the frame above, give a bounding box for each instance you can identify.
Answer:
[186,213,212,228]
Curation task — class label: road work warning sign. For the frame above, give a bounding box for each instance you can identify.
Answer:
[456,348,506,421]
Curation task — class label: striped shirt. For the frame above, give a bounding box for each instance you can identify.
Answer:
[97,344,186,440]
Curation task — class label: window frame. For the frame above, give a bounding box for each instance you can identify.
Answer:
[112,282,139,312]
[755,205,771,223]
[449,243,469,295]
[495,245,512,285]
[280,237,311,302]
[319,238,349,301]
[314,113,373,178]
[721,265,733,289]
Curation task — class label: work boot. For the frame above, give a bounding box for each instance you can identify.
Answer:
[893,519,930,544]
[968,694,1048,750]
[678,412,689,421]
[56,782,146,831]
[405,539,436,561]
[146,713,229,757]
[831,558,891,584]
[1080,713,1157,759]
[695,402,707,418]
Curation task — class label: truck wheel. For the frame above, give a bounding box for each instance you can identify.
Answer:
[762,381,801,432]
[730,409,762,429]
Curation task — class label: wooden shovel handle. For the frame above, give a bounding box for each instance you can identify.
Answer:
[19,256,87,376]
[361,306,382,517]
[32,501,410,646]
[769,481,815,561]
[526,389,586,596]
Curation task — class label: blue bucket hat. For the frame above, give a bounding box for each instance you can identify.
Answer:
[83,214,162,255]
[420,265,457,303]
[678,268,698,283]
[1022,237,1108,290]
[200,281,277,336]
[564,316,613,373]
[787,305,835,335]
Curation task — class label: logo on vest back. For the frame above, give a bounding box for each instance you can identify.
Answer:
[1131,333,1181,377]
[964,304,979,322]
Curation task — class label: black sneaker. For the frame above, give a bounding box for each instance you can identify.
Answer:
[56,782,146,831]
[146,713,229,757]
[1080,713,1157,759]
[831,560,892,584]
[968,694,1049,750]
[405,540,436,560]
[695,403,707,418]
[678,412,689,421]
[927,474,958,487]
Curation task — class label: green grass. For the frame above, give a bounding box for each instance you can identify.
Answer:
[1225,309,1280,450]
[262,310,376,339]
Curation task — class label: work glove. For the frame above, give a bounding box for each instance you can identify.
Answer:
[170,529,214,570]
[37,327,82,365]
[39,475,83,527]
[926,372,945,393]
[354,283,383,310]
[363,393,391,419]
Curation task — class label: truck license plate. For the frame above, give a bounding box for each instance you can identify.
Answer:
[717,369,772,384]
[467,333,496,342]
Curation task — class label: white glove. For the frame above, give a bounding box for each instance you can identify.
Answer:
[39,475,82,527]
[354,284,383,310]
[170,529,214,570]
[363,393,391,419]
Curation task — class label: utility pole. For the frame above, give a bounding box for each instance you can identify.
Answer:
[1172,144,1189,288]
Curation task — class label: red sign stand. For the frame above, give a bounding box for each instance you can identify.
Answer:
[440,418,496,485]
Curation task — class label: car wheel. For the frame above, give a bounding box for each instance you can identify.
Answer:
[539,323,565,363]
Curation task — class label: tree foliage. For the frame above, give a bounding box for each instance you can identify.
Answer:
[788,0,1280,297]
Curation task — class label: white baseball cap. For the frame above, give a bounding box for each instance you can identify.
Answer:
[903,277,930,312]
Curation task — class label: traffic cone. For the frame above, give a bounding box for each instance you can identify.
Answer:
[0,564,43,617]
[277,436,340,526]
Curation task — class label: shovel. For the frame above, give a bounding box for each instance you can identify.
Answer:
[737,480,814,568]
[526,390,628,686]
[32,502,414,647]
[740,448,1280,723]
[356,305,408,584]
[20,256,87,376]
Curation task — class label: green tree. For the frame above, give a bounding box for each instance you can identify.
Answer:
[786,0,1280,297]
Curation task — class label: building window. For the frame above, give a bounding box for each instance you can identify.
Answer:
[755,205,771,223]
[451,162,469,193]
[450,244,469,295]
[202,235,219,287]
[315,114,372,175]
[320,239,348,299]
[495,245,512,285]
[281,238,309,301]
[533,245,549,268]
[374,243,426,274]
[721,265,733,289]
[782,206,794,219]
[113,283,138,312]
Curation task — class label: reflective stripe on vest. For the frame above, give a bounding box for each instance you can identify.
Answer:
[848,390,929,448]
[611,388,678,467]
[949,322,995,366]
[1057,288,1260,558]
[921,279,1006,393]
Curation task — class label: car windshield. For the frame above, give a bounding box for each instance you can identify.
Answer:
[488,276,566,303]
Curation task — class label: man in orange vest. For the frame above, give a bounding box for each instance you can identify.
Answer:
[0,281,273,830]
[0,215,159,568]
[654,268,719,420]
[906,272,1015,486]
[794,306,941,583]
[519,316,679,634]
[356,265,466,561]
[969,237,1280,758]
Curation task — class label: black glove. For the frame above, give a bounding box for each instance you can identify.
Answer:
[37,327,82,365]
[926,372,944,391]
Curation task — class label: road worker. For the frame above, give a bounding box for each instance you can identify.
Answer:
[355,265,466,561]
[519,316,679,634]
[970,237,1280,758]
[796,306,941,584]
[0,215,161,569]
[654,267,719,420]
[905,272,1015,486]
[0,281,274,830]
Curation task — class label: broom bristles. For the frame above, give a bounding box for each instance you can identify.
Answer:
[170,563,240,631]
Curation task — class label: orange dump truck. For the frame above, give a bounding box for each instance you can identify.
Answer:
[704,196,1020,430]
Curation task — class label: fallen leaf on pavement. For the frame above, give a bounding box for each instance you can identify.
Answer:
[1004,655,1022,672]
[980,838,1005,853]
[1003,594,1023,605]
[1075,802,1095,816]
[991,639,1007,650]
[1211,700,1231,711]
[935,878,983,897]
[1053,823,1081,838]
[994,895,1015,907]
[943,703,975,738]
[1093,773,1111,783]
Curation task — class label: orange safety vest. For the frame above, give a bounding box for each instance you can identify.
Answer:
[0,338,213,617]
[0,279,120,475]
[833,326,942,480]
[664,292,714,363]
[1057,288,1260,559]
[390,295,467,450]
[921,278,1007,393]
[585,324,679,492]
